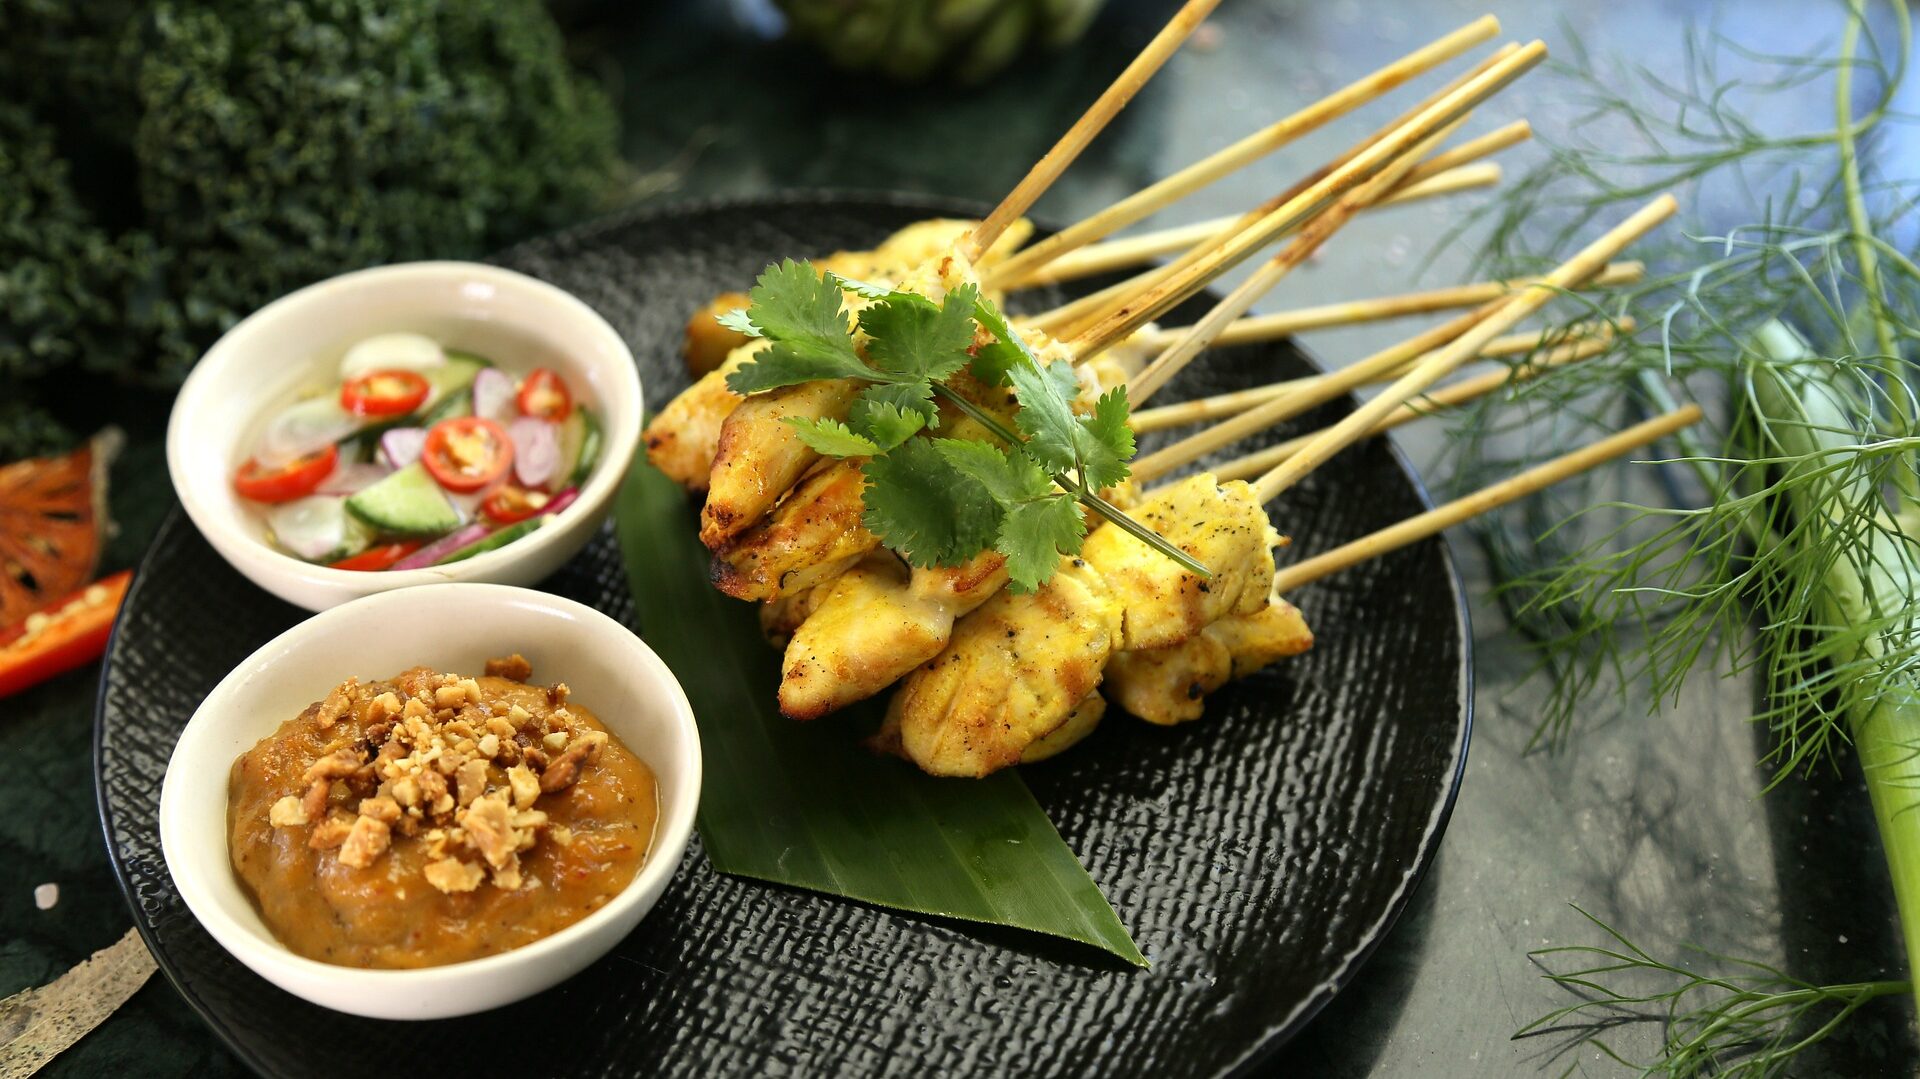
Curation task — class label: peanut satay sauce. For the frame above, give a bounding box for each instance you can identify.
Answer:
[226,655,657,968]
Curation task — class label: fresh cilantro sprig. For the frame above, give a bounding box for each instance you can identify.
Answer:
[721,260,1206,590]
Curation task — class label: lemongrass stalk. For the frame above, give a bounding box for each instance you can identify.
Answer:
[1752,320,1920,1004]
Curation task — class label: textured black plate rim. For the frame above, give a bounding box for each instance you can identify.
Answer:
[93,189,1475,1076]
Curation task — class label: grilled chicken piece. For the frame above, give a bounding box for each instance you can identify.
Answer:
[759,583,829,649]
[683,291,755,377]
[701,377,861,548]
[877,558,1119,777]
[1082,472,1278,651]
[700,242,993,549]
[780,549,1008,719]
[1020,692,1105,762]
[875,473,1284,774]
[643,341,765,492]
[647,215,1033,494]
[1105,592,1313,725]
[713,458,878,601]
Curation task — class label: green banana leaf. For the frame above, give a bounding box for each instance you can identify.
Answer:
[615,459,1146,966]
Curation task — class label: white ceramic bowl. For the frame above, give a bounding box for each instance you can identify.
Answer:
[167,261,641,612]
[159,583,701,1019]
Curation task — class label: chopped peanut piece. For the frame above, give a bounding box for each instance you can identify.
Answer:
[338,815,391,868]
[367,691,402,724]
[314,679,356,729]
[359,795,401,824]
[460,793,516,870]
[308,815,353,850]
[543,731,569,752]
[423,858,486,894]
[507,764,540,809]
[477,733,500,759]
[268,795,308,827]
[455,759,490,807]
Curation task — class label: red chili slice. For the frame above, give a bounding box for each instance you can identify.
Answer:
[233,445,338,503]
[515,367,573,422]
[328,541,425,571]
[421,417,513,493]
[0,570,131,698]
[341,369,431,417]
[481,486,550,525]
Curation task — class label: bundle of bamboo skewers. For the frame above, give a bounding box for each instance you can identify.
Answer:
[642,4,1697,777]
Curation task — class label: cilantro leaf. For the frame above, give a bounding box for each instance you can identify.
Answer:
[858,284,979,384]
[862,439,1000,568]
[1006,359,1088,475]
[967,295,1037,386]
[934,439,1053,503]
[1078,386,1136,491]
[849,400,928,453]
[716,308,760,337]
[1000,497,1088,592]
[825,272,893,300]
[748,259,852,343]
[726,259,874,395]
[785,417,880,458]
[858,380,939,426]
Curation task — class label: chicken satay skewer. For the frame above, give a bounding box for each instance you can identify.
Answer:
[984,15,1504,285]
[1037,40,1531,340]
[688,40,1536,546]
[776,325,1612,717]
[1133,319,1631,436]
[884,404,1703,776]
[963,0,1223,260]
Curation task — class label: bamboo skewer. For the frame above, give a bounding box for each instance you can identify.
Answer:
[1130,302,1503,476]
[1268,405,1704,588]
[1210,333,1619,482]
[1012,159,1507,289]
[1398,120,1530,186]
[1252,193,1679,500]
[1035,40,1527,340]
[962,0,1222,260]
[1122,262,1642,353]
[1126,116,1467,403]
[1132,320,1630,436]
[984,15,1503,285]
[1068,41,1549,359]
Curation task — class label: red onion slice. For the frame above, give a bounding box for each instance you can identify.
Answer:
[315,461,390,496]
[378,427,428,469]
[471,367,518,424]
[509,417,560,487]
[389,522,492,571]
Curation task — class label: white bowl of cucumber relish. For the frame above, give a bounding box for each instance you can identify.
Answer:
[167,262,641,611]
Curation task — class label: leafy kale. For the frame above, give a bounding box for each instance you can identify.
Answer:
[0,0,622,458]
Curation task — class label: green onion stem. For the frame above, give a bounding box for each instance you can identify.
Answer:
[931,383,1213,578]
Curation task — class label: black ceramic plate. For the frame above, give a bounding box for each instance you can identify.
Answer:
[97,193,1469,1077]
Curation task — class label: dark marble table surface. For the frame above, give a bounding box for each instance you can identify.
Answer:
[6,1,1913,1074]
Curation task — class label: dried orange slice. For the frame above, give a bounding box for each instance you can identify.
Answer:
[0,431,118,629]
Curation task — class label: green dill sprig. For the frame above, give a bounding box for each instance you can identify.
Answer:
[1516,906,1909,1077]
[721,259,1201,590]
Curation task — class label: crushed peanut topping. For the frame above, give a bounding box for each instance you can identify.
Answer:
[265,657,606,893]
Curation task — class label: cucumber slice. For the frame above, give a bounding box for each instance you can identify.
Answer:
[433,517,544,565]
[344,463,460,536]
[420,353,489,413]
[556,406,603,488]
